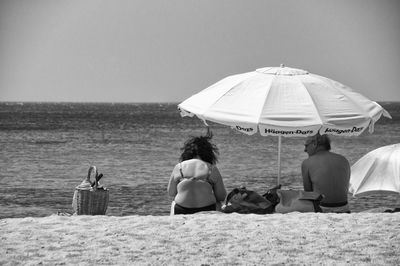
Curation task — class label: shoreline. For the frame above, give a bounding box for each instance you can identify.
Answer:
[1,212,400,265]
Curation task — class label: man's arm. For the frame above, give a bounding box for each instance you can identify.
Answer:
[301,160,313,191]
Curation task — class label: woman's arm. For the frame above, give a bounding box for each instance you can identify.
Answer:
[210,166,227,202]
[167,165,179,197]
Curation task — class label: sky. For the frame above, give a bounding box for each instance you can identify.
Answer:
[0,0,399,103]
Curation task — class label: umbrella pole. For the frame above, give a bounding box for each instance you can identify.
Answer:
[277,136,281,186]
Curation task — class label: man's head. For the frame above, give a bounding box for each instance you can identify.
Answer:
[304,133,331,156]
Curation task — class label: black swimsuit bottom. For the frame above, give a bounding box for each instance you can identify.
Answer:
[174,203,216,215]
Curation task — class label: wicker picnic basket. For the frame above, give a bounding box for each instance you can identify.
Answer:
[72,166,109,215]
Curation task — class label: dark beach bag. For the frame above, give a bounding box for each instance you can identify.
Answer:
[72,166,109,215]
[221,186,275,214]
[222,185,323,214]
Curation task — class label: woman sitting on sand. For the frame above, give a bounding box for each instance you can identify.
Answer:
[168,131,227,215]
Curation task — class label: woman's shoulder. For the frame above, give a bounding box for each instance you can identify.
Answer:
[179,159,211,178]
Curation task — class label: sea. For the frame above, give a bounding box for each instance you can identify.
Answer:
[1,102,399,218]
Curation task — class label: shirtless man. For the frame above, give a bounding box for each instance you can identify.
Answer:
[301,134,351,213]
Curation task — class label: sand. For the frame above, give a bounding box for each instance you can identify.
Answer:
[1,212,399,265]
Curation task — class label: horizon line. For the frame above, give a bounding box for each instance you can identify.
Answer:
[1,100,399,104]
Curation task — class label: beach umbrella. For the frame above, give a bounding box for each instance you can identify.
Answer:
[349,143,400,196]
[178,65,391,185]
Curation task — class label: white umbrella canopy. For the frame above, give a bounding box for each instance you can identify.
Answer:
[179,65,390,137]
[178,65,391,184]
[349,143,400,196]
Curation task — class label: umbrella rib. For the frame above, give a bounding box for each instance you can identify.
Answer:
[200,73,257,122]
[357,159,379,193]
[297,75,324,129]
[319,76,371,123]
[329,77,387,133]
[388,145,400,191]
[208,72,263,126]
[256,75,275,128]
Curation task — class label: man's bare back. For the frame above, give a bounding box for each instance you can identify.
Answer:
[302,134,350,206]
[302,150,350,204]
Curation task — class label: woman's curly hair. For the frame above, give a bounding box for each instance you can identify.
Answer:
[180,129,219,165]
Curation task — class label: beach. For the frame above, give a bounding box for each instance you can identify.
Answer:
[1,103,399,265]
[1,212,400,265]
